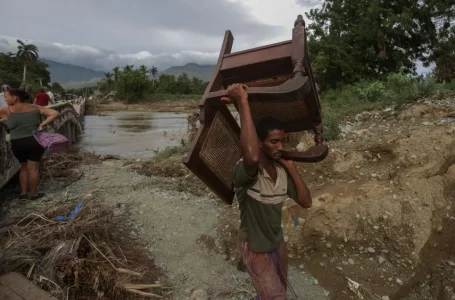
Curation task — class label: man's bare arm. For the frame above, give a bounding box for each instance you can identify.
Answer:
[221,84,260,176]
[279,158,312,208]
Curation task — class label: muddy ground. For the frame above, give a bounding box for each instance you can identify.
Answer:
[2,93,455,299]
[137,93,455,300]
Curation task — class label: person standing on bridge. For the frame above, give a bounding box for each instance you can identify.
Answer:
[0,88,58,200]
[34,88,50,106]
[221,83,313,300]
[0,85,9,109]
[46,87,54,105]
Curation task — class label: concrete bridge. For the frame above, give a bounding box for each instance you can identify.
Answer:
[0,99,85,189]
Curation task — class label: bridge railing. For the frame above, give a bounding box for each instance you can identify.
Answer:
[0,122,20,189]
[0,100,85,189]
[46,100,84,145]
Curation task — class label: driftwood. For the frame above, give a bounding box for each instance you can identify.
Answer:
[0,198,165,299]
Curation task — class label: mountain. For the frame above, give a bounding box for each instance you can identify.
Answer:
[162,63,214,81]
[42,59,104,85]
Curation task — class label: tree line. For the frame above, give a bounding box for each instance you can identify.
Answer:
[96,65,209,102]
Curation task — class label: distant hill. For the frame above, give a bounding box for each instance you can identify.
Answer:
[60,78,102,89]
[162,63,215,81]
[42,59,104,85]
[41,60,215,89]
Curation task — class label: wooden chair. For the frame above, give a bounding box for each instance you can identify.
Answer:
[182,15,329,204]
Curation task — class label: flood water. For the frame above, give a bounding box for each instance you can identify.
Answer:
[79,111,188,158]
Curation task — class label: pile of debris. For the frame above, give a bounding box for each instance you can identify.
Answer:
[0,196,168,299]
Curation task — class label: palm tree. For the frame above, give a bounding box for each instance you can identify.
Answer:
[112,66,120,82]
[150,66,158,79]
[150,66,158,86]
[123,64,134,72]
[16,39,39,82]
[139,65,148,75]
[104,72,114,93]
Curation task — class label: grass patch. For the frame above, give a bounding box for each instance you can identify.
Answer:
[152,143,189,162]
[321,73,455,140]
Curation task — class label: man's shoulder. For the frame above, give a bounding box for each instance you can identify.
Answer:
[233,158,258,189]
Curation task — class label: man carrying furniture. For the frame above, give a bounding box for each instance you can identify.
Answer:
[221,83,313,299]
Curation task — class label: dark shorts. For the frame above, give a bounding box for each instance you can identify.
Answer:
[11,136,45,163]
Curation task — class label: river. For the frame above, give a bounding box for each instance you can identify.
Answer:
[79,111,188,158]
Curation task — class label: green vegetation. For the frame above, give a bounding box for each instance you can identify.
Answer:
[322,73,455,140]
[304,0,454,140]
[306,0,455,90]
[96,64,208,103]
[115,69,150,102]
[16,39,39,82]
[0,46,50,90]
[152,143,189,162]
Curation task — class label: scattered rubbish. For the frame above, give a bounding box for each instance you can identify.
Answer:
[56,202,83,221]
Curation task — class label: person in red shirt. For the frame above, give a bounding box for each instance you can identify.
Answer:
[34,88,50,106]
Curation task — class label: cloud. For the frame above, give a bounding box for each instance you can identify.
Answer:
[296,0,324,9]
[0,36,218,71]
[0,0,318,71]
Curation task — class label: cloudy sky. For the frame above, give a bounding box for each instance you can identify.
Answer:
[0,0,322,72]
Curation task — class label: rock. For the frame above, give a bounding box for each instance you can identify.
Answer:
[437,226,443,232]
[314,279,319,285]
[102,161,117,167]
[190,289,209,300]
[447,261,455,267]
[379,256,386,264]
[348,259,355,265]
[367,247,376,253]
[422,122,433,126]
[342,260,349,266]
[82,194,94,201]
[284,236,289,243]
[396,278,403,286]
[373,226,380,230]
[296,142,306,152]
[326,242,332,249]
[383,296,391,300]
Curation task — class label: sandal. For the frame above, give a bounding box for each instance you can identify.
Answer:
[19,194,28,200]
[29,193,45,201]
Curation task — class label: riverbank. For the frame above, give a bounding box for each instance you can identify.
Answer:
[86,99,199,114]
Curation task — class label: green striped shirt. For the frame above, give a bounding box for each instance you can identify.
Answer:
[233,160,297,252]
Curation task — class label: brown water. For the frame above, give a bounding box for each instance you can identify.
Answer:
[80,111,188,158]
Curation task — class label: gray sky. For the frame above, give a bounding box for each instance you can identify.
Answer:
[0,0,321,71]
